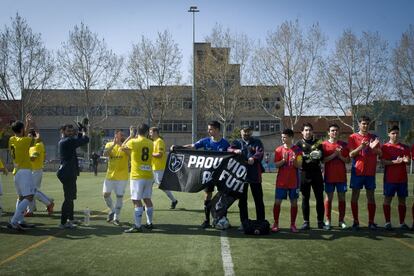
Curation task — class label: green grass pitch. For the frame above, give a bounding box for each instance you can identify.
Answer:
[0,172,413,275]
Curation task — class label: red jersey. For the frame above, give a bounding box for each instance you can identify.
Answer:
[348,133,379,176]
[322,140,349,183]
[274,145,302,189]
[381,142,410,183]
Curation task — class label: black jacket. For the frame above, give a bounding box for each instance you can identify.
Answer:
[57,133,89,180]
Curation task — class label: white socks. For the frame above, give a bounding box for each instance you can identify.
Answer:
[104,196,114,212]
[146,207,153,225]
[11,198,30,224]
[134,207,143,228]
[163,190,176,202]
[114,196,123,220]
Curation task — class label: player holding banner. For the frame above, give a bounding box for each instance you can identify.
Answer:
[381,125,411,230]
[321,124,350,230]
[149,127,178,209]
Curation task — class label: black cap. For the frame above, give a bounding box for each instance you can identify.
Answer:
[241,124,252,130]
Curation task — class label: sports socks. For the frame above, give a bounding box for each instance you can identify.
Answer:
[11,198,30,224]
[290,205,298,226]
[104,196,114,212]
[351,201,359,223]
[398,204,406,225]
[134,207,143,228]
[114,196,123,220]
[324,199,332,221]
[273,203,280,225]
[383,203,391,223]
[338,200,346,222]
[367,202,376,224]
[163,190,176,202]
[146,207,153,224]
[204,200,211,223]
[35,190,52,206]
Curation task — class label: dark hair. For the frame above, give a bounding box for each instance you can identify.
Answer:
[282,128,294,137]
[149,127,159,134]
[301,123,313,131]
[328,123,340,131]
[208,120,221,130]
[358,115,370,123]
[11,121,24,134]
[137,123,149,136]
[388,125,399,133]
[61,124,74,131]
[115,129,123,134]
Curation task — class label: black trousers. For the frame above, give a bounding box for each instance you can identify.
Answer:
[60,177,77,225]
[238,182,265,223]
[300,171,324,222]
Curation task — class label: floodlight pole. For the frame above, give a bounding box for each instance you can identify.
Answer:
[188,6,199,143]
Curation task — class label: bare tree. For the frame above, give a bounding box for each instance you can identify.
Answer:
[127,30,182,126]
[393,25,414,104]
[0,13,55,119]
[57,22,123,126]
[199,24,253,138]
[252,20,326,129]
[318,30,390,131]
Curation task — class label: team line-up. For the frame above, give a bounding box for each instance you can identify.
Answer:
[2,114,414,233]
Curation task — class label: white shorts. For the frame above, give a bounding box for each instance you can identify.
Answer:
[103,179,128,196]
[130,179,153,200]
[32,170,43,189]
[14,169,35,197]
[153,170,164,185]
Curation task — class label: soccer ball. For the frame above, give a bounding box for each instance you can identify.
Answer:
[215,216,230,230]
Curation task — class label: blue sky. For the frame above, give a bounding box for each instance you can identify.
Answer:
[2,0,413,83]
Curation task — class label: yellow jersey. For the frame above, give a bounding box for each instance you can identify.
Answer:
[0,159,4,169]
[29,141,46,170]
[152,137,167,171]
[126,135,153,180]
[104,141,129,181]
[8,136,33,174]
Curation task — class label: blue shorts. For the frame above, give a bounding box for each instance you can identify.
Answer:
[350,168,376,190]
[325,182,347,193]
[275,188,299,200]
[383,183,408,197]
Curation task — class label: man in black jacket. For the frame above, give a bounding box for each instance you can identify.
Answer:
[296,123,324,230]
[57,124,89,228]
[228,125,266,228]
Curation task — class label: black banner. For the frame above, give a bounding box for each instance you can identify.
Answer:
[160,149,248,198]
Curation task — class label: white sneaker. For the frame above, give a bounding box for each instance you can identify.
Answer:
[338,221,347,229]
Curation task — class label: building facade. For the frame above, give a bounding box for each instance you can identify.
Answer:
[22,43,284,160]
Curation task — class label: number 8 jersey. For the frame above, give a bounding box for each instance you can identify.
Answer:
[126,135,153,180]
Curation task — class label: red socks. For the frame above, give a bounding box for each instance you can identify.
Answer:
[291,206,297,226]
[351,201,359,223]
[383,204,391,223]
[324,199,331,221]
[398,204,406,225]
[338,201,346,222]
[273,203,280,225]
[368,203,376,224]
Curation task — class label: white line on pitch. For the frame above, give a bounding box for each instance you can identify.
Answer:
[220,231,235,276]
